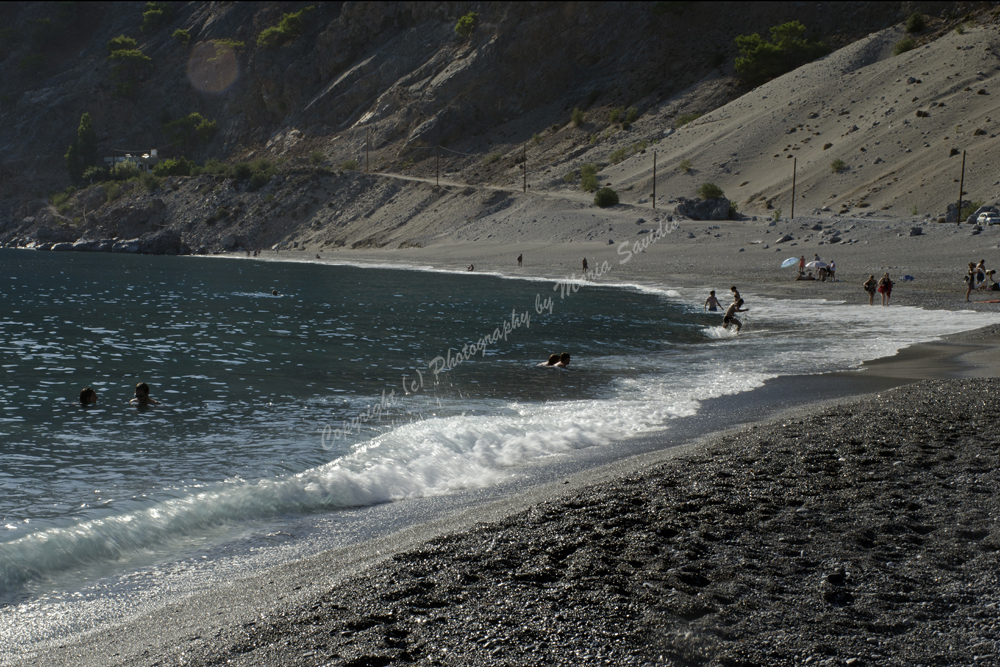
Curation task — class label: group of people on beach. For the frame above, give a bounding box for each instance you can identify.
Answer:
[862,273,894,306]
[705,286,748,333]
[965,259,999,301]
[79,382,161,407]
[795,254,836,282]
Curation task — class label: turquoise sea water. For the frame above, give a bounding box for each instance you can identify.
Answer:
[1,248,999,634]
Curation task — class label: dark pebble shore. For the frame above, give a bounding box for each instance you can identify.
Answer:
[165,378,1000,667]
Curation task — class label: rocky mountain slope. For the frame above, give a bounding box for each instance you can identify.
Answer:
[0,1,995,254]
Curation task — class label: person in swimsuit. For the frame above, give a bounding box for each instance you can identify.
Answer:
[79,387,97,405]
[877,273,893,306]
[704,290,721,312]
[730,286,740,303]
[517,253,522,267]
[723,299,748,333]
[798,255,806,277]
[966,262,977,302]
[863,275,877,306]
[555,352,571,368]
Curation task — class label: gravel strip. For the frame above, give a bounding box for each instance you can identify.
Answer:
[175,379,1000,667]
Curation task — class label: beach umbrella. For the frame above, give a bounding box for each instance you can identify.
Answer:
[805,260,828,269]
[780,257,799,269]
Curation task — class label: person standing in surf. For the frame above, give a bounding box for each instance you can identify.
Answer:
[704,290,721,312]
[722,299,748,333]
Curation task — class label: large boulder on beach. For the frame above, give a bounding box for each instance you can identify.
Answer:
[675,196,732,220]
[142,229,187,255]
[945,201,997,223]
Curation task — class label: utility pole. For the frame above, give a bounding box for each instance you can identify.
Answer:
[652,150,656,210]
[365,128,370,173]
[791,157,796,220]
[957,149,966,226]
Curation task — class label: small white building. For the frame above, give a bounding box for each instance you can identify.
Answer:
[104,149,160,172]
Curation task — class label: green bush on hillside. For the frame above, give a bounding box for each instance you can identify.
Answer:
[111,160,141,181]
[961,199,985,222]
[594,187,619,208]
[65,113,99,186]
[571,107,585,127]
[905,12,925,33]
[341,159,359,171]
[258,6,315,48]
[172,28,191,45]
[153,157,196,177]
[203,159,232,177]
[675,112,702,128]
[455,11,479,39]
[140,172,161,191]
[608,140,648,165]
[106,35,138,52]
[141,2,172,33]
[162,113,218,146]
[249,172,271,191]
[830,158,847,173]
[233,163,253,180]
[580,163,599,192]
[893,37,916,56]
[697,182,724,200]
[213,38,244,53]
[734,21,830,88]
[82,165,110,183]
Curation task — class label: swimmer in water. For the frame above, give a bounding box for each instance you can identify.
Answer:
[555,352,571,368]
[538,354,560,367]
[79,387,97,405]
[130,382,161,406]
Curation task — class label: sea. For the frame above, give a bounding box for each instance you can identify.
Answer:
[1,248,998,658]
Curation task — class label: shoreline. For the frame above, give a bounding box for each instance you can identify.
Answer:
[5,246,1000,666]
[10,317,1000,666]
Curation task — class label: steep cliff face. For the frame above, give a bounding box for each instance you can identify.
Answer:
[0,1,975,252]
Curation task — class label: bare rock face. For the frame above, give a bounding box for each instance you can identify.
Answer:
[675,196,732,221]
[142,229,188,255]
[80,186,107,213]
[35,224,79,243]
